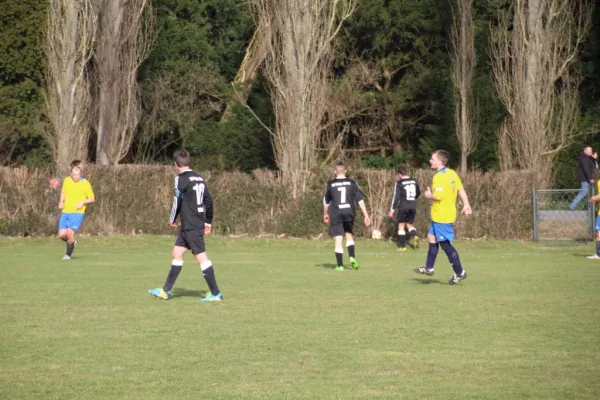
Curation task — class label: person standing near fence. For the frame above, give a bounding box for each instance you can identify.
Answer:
[587,180,600,259]
[569,146,595,210]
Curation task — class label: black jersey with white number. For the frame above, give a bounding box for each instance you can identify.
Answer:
[390,177,421,210]
[169,170,213,231]
[323,177,364,222]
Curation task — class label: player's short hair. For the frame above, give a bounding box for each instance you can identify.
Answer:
[70,159,82,168]
[173,149,191,167]
[397,166,408,176]
[334,160,346,174]
[434,150,449,166]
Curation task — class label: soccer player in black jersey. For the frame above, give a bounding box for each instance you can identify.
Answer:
[149,149,223,301]
[387,166,421,251]
[323,161,371,271]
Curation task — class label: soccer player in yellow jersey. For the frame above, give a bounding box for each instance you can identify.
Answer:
[414,150,472,284]
[58,165,95,259]
[587,181,600,259]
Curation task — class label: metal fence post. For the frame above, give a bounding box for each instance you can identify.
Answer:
[533,188,592,244]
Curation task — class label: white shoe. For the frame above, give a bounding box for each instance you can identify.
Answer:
[586,255,600,259]
[62,255,71,260]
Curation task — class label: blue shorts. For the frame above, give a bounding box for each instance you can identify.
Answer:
[596,216,600,231]
[428,222,455,242]
[58,213,85,231]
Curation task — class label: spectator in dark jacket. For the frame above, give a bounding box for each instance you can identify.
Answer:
[569,146,595,210]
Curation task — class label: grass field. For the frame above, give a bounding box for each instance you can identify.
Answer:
[1,236,600,399]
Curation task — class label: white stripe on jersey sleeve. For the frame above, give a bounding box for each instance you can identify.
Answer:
[169,176,179,223]
[169,196,178,223]
[390,182,397,211]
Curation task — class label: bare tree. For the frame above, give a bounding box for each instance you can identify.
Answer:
[222,12,275,123]
[94,0,154,165]
[250,0,356,194]
[316,63,384,165]
[450,0,477,173]
[491,0,592,180]
[44,0,97,170]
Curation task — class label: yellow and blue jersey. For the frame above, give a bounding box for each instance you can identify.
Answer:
[61,177,95,214]
[597,181,600,216]
[430,168,463,224]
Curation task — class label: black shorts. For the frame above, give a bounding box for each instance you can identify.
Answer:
[329,220,354,237]
[175,229,206,255]
[396,208,417,224]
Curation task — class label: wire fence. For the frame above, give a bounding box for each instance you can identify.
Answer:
[533,188,596,244]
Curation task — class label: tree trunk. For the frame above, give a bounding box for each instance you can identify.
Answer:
[491,0,591,177]
[450,0,477,174]
[96,84,117,165]
[221,22,273,123]
[460,146,468,174]
[250,0,355,188]
[44,0,96,171]
[94,0,153,165]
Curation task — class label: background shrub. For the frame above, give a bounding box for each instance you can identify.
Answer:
[0,166,538,239]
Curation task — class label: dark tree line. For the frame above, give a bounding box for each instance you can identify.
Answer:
[1,0,599,187]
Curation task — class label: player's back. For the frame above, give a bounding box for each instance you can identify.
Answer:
[396,177,420,209]
[176,170,212,230]
[431,168,463,223]
[324,177,363,220]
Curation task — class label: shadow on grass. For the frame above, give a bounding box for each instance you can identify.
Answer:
[318,263,338,269]
[410,278,443,285]
[172,288,208,299]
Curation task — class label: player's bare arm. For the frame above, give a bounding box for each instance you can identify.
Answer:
[458,188,472,216]
[323,202,330,223]
[357,200,371,226]
[322,183,333,224]
[58,192,65,209]
[76,198,95,210]
[423,187,440,201]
